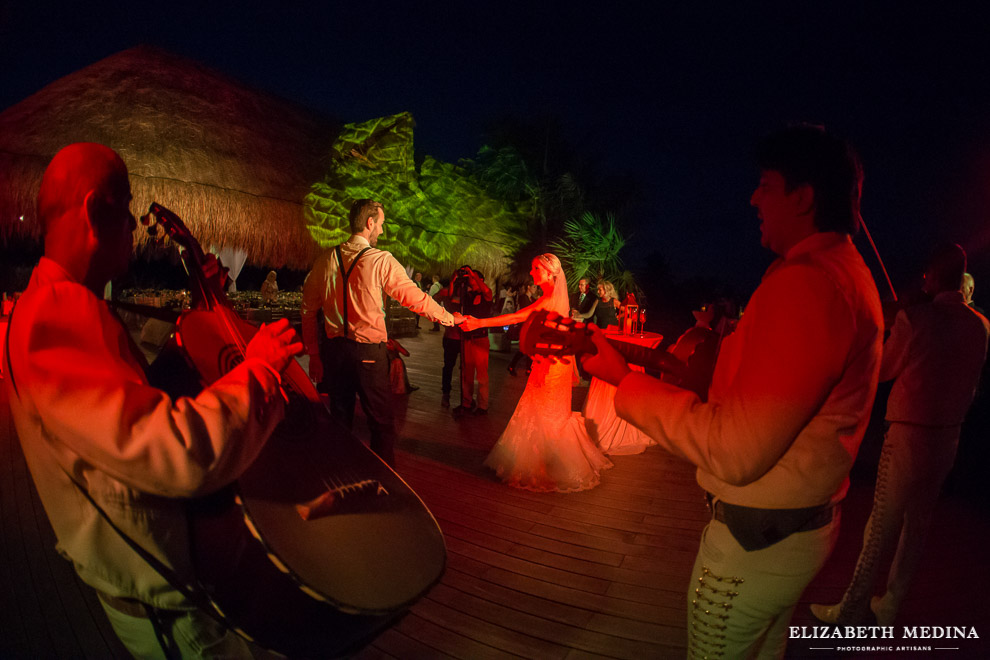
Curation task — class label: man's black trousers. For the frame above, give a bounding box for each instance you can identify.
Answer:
[320,336,397,467]
[441,336,461,396]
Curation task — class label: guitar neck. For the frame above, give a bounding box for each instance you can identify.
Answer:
[144,202,321,405]
[605,336,686,379]
[519,311,686,379]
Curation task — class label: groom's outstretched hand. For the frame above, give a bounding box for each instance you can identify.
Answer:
[580,325,631,387]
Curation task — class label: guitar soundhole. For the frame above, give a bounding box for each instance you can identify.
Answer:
[217,345,244,376]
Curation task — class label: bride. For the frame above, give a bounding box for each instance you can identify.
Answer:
[460,254,612,492]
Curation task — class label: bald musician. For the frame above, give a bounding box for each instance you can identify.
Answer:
[4,143,302,658]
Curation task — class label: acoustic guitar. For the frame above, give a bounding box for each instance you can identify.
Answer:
[519,310,688,378]
[141,203,446,658]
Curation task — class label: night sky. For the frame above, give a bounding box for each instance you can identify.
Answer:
[4,2,990,301]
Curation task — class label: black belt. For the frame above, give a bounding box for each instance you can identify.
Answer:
[705,492,836,551]
[96,591,185,659]
[326,335,386,350]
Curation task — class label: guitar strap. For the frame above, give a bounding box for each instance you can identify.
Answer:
[55,463,223,657]
[334,245,372,339]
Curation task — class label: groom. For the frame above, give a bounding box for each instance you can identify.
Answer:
[582,124,883,658]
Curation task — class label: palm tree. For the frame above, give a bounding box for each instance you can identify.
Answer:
[549,211,628,290]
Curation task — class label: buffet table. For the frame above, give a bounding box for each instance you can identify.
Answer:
[583,329,664,455]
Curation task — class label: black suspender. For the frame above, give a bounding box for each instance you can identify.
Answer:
[334,245,372,338]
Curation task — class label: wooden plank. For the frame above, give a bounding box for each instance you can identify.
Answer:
[350,639,399,660]
[446,536,612,595]
[442,566,595,628]
[505,543,688,584]
[5,407,61,658]
[411,597,568,660]
[447,551,685,622]
[443,567,683,647]
[392,611,517,660]
[605,580,690,608]
[428,582,669,660]
[360,629,433,660]
[529,522,699,556]
[0,400,37,658]
[404,460,704,543]
[429,503,627,567]
[407,469,707,544]
[618,552,697,574]
[436,518,520,556]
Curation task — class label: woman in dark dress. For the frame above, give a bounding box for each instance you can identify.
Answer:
[577,281,619,329]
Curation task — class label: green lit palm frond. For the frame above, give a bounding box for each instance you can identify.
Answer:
[549,211,628,289]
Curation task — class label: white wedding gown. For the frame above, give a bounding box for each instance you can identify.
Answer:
[485,355,613,492]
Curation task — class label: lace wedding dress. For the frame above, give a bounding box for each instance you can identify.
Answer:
[485,355,612,492]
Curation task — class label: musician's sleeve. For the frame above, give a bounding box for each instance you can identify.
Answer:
[614,263,856,486]
[16,283,285,498]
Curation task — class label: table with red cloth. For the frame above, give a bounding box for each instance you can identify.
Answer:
[583,330,664,455]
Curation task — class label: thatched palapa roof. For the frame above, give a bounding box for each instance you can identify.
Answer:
[0,46,337,269]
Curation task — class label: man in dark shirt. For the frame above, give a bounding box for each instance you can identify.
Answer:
[436,266,493,415]
[569,278,595,318]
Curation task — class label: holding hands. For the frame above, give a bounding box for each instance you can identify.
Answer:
[459,315,481,332]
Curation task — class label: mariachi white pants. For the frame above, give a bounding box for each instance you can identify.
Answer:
[835,422,959,624]
[687,514,840,659]
[99,598,252,659]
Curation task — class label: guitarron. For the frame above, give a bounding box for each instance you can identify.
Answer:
[141,203,446,658]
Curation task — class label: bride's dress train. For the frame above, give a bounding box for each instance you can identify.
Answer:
[485,356,612,492]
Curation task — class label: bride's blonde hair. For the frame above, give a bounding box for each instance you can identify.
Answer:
[536,253,561,275]
[534,253,569,316]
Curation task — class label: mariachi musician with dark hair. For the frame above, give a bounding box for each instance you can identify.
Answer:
[582,125,884,658]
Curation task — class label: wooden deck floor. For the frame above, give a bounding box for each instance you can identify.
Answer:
[3,328,990,658]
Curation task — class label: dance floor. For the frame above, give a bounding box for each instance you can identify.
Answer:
[2,328,989,659]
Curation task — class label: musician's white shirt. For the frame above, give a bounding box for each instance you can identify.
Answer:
[5,257,285,609]
[882,290,988,426]
[615,232,883,508]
